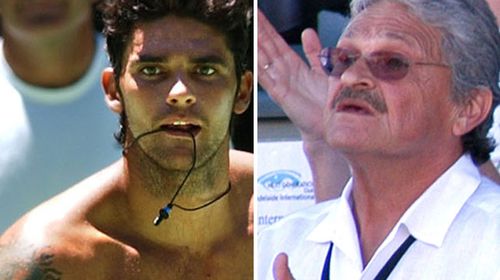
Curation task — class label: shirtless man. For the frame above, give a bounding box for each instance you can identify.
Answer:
[0,0,253,279]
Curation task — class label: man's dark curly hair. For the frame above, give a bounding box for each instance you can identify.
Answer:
[98,0,252,146]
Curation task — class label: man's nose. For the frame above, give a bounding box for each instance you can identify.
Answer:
[339,58,376,91]
[166,79,196,107]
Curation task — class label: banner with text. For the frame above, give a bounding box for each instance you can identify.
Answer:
[256,141,315,234]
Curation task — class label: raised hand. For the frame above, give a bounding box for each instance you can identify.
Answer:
[258,9,328,143]
[258,10,350,201]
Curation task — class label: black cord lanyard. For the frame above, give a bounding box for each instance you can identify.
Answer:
[321,235,416,280]
[153,132,231,226]
[321,242,334,280]
[122,128,231,226]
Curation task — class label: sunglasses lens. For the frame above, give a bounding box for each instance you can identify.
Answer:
[368,52,410,80]
[319,48,412,81]
[319,48,334,74]
[320,48,357,77]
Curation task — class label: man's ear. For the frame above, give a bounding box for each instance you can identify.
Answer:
[233,71,253,115]
[102,67,123,114]
[452,87,493,136]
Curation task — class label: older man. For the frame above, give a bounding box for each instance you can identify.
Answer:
[258,0,500,279]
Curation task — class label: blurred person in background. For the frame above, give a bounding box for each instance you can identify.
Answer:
[0,0,120,232]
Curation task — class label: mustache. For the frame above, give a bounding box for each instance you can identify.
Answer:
[333,87,388,113]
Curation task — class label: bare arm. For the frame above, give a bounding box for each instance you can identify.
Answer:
[258,10,350,201]
[303,140,351,201]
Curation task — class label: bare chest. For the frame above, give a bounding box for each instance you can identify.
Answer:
[47,235,252,280]
[121,240,253,280]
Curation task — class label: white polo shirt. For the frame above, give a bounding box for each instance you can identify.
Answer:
[258,155,500,279]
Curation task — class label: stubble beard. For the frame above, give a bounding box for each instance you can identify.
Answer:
[132,129,230,198]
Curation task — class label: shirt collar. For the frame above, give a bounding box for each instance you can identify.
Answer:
[306,154,482,251]
[399,154,481,247]
[307,179,360,259]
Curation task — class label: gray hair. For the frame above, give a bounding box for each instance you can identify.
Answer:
[350,0,500,164]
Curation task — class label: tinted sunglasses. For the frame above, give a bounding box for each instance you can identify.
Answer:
[319,47,450,81]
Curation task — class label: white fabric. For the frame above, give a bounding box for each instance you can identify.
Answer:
[489,100,500,170]
[258,155,500,280]
[488,65,500,169]
[0,35,120,232]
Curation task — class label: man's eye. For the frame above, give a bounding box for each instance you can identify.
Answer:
[196,65,216,76]
[140,66,161,76]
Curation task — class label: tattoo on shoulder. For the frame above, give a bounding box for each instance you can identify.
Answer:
[0,245,63,279]
[28,251,62,280]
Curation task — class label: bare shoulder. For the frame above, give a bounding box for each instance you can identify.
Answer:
[229,149,253,195]
[0,236,64,279]
[0,161,133,279]
[229,149,253,179]
[0,221,130,279]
